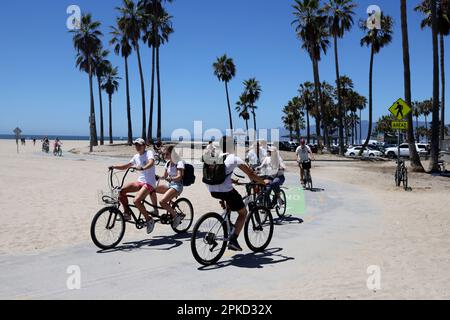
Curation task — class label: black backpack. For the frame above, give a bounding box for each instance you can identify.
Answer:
[182,163,196,187]
[202,154,230,186]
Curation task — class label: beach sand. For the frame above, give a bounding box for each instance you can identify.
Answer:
[0,139,449,299]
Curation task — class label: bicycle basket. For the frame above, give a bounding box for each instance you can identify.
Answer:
[98,189,120,206]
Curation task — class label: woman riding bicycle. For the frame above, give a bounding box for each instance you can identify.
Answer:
[156,145,185,228]
[257,146,286,207]
[109,138,158,234]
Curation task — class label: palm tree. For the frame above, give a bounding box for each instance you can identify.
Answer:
[93,49,111,146]
[323,0,356,155]
[298,82,316,143]
[213,55,237,131]
[110,25,133,145]
[375,115,397,136]
[101,65,121,144]
[236,94,251,145]
[415,0,450,141]
[292,0,331,150]
[70,14,103,152]
[117,0,147,141]
[359,13,393,155]
[242,78,262,156]
[400,0,424,172]
[419,99,433,142]
[412,101,422,141]
[337,75,354,143]
[282,106,296,142]
[140,0,174,142]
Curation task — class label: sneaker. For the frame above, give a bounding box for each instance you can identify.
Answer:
[172,214,183,229]
[123,211,132,222]
[228,235,243,252]
[146,219,155,234]
[277,198,285,207]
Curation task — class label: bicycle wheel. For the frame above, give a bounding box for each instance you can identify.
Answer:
[191,212,228,266]
[244,206,274,253]
[171,198,194,233]
[395,168,401,187]
[306,171,313,190]
[90,207,126,250]
[275,189,287,218]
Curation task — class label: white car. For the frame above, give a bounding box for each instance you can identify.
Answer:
[345,146,383,158]
[384,143,429,159]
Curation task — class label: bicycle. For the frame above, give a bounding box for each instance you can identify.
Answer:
[236,173,287,218]
[190,181,274,266]
[153,149,166,166]
[42,142,49,154]
[301,160,313,190]
[90,168,194,250]
[395,159,408,190]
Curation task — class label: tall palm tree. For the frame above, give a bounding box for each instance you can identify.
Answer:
[400,0,424,172]
[110,25,133,145]
[213,55,237,131]
[290,96,306,141]
[412,101,421,141]
[71,14,102,152]
[419,99,433,142]
[243,78,262,134]
[337,75,354,143]
[323,0,356,155]
[359,13,393,155]
[236,94,251,146]
[415,0,450,141]
[93,49,111,146]
[139,1,173,143]
[292,0,331,150]
[298,82,316,143]
[101,65,121,145]
[117,0,147,141]
[282,106,296,141]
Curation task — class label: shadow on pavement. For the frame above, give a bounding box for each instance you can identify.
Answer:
[97,232,192,254]
[198,248,294,271]
[273,216,304,226]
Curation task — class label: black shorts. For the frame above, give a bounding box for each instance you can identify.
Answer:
[211,189,245,212]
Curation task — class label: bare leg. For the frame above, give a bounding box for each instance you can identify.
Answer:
[119,182,142,213]
[159,188,179,218]
[133,187,152,222]
[234,207,248,237]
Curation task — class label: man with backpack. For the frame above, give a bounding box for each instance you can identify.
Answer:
[203,136,267,252]
[156,145,195,228]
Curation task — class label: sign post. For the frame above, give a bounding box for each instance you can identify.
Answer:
[13,127,22,154]
[389,98,412,181]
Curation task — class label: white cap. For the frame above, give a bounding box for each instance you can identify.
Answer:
[133,138,146,146]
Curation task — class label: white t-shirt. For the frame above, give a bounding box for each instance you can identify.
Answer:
[247,150,258,166]
[207,153,245,193]
[296,145,312,162]
[130,151,157,187]
[166,161,185,178]
[258,156,286,177]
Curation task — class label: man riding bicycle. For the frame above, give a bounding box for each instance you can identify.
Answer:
[109,138,159,234]
[257,146,286,207]
[203,136,267,252]
[295,139,315,187]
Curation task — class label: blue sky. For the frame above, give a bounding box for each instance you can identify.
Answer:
[0,0,448,137]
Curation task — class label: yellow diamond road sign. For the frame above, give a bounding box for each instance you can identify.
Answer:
[389,98,411,120]
[392,121,408,130]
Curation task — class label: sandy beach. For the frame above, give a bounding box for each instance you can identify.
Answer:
[0,139,449,299]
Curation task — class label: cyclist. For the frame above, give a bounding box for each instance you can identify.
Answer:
[54,138,62,154]
[109,138,158,234]
[257,146,286,207]
[204,136,267,252]
[295,139,315,186]
[156,145,185,228]
[246,144,259,169]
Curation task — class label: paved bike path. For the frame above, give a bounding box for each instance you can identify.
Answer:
[0,173,380,300]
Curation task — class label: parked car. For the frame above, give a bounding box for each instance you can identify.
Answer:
[384,143,429,159]
[308,144,319,154]
[279,141,295,152]
[345,146,383,158]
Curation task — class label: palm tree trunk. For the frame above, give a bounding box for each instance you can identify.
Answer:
[334,35,345,156]
[88,58,97,151]
[97,77,104,146]
[136,43,147,141]
[225,82,234,131]
[125,57,133,146]
[252,110,258,158]
[429,0,440,172]
[361,46,375,155]
[109,94,113,145]
[156,46,162,141]
[312,58,328,150]
[306,110,311,144]
[425,114,429,143]
[359,110,362,143]
[148,46,156,144]
[416,115,419,141]
[245,119,249,147]
[401,0,424,171]
[440,34,446,141]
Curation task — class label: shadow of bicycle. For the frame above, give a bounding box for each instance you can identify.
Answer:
[97,232,192,254]
[197,248,294,271]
